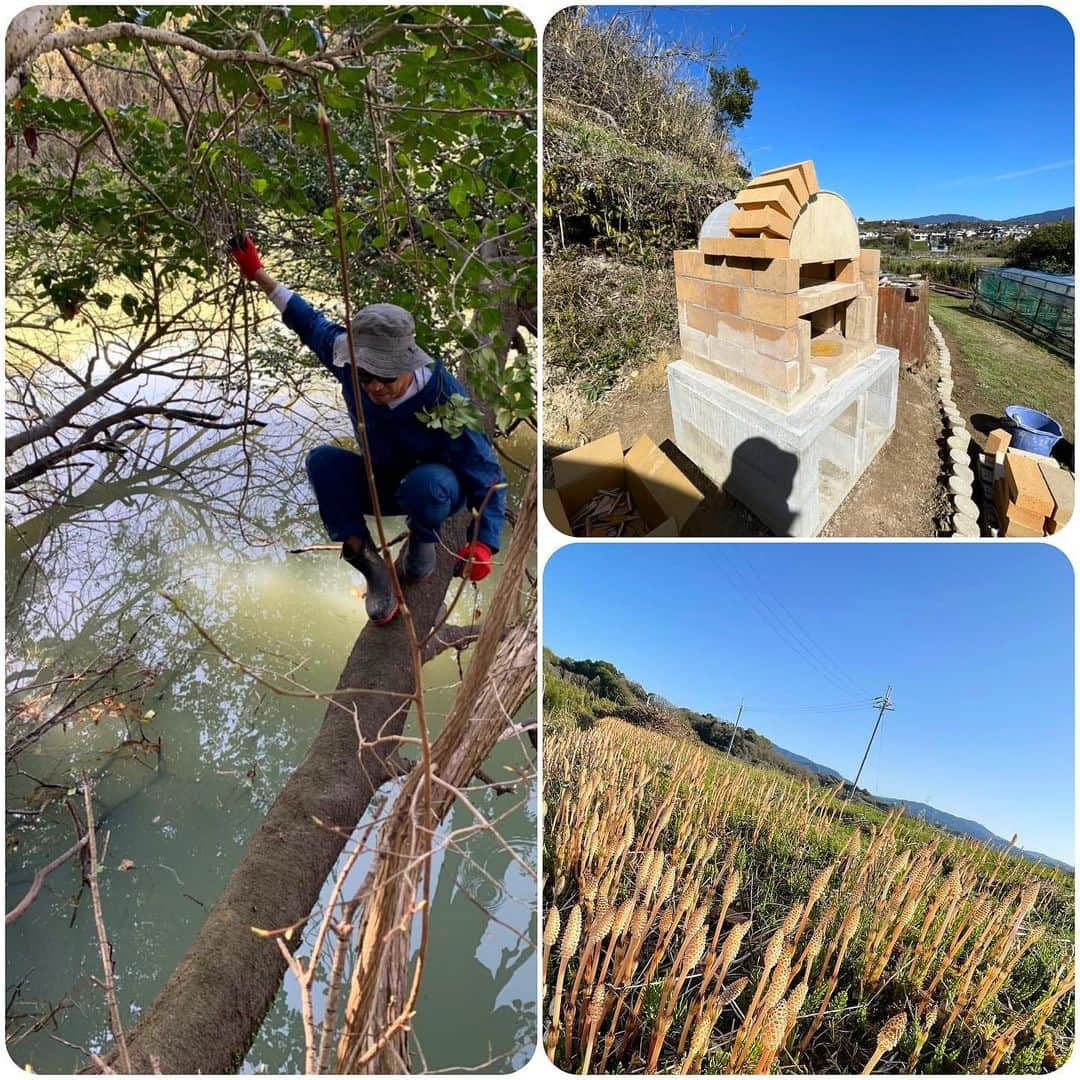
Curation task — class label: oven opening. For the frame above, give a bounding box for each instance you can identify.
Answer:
[804,300,851,349]
[799,261,839,289]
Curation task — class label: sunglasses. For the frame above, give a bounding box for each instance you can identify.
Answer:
[357,368,400,386]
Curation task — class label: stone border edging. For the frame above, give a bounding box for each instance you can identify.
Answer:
[929,315,980,537]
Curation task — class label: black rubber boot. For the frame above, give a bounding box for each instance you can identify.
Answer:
[402,533,437,582]
[342,540,399,625]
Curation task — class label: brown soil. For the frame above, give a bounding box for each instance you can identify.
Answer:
[544,347,949,537]
[543,346,676,461]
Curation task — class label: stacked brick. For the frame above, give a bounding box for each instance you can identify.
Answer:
[986,428,1074,537]
[674,161,881,410]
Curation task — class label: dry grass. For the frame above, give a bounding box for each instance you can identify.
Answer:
[542,254,676,398]
[544,8,737,175]
[541,8,743,400]
[543,719,1074,1074]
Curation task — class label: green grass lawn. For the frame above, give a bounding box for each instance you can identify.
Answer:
[930,292,1074,445]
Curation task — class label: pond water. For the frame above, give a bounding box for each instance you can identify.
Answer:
[5,359,537,1073]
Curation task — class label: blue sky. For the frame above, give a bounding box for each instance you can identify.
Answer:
[601,6,1075,220]
[544,543,1075,864]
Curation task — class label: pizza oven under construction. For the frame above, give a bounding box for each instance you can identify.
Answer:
[668,160,900,536]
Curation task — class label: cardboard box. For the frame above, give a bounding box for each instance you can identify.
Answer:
[546,432,704,537]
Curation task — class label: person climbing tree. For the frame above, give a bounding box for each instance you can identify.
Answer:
[229,233,506,626]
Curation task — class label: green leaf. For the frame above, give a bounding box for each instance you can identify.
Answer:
[262,74,285,93]
[322,88,357,114]
[448,185,470,217]
[296,20,326,55]
[250,177,268,196]
[336,66,367,88]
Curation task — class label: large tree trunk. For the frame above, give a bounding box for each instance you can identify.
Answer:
[111,514,470,1074]
[5,6,65,101]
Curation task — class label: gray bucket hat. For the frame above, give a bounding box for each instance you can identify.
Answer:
[331,303,435,376]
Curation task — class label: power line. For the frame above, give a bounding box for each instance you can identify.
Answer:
[729,565,865,696]
[727,566,870,698]
[727,567,848,692]
[744,700,874,714]
[739,562,872,698]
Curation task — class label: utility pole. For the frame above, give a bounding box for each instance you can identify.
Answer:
[726,699,745,756]
[847,686,894,801]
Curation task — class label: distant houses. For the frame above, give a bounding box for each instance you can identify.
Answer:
[857,217,1040,250]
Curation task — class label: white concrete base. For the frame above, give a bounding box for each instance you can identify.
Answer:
[668,344,900,536]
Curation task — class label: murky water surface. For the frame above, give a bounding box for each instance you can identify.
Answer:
[5,355,536,1073]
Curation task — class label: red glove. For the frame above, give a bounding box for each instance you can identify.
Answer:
[454,541,493,582]
[228,233,263,280]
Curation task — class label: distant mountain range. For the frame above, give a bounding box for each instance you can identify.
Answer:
[898,207,1074,226]
[770,745,1073,874]
[906,213,980,225]
[1000,207,1073,225]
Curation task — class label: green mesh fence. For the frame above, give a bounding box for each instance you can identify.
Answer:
[973,268,1074,359]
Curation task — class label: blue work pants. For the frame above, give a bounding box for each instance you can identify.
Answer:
[305,445,464,545]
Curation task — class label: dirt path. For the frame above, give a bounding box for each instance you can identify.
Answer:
[822,361,949,537]
[544,346,948,537]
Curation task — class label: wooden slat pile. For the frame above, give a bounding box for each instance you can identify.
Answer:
[569,488,646,537]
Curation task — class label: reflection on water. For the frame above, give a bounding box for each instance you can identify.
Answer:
[5,369,536,1073]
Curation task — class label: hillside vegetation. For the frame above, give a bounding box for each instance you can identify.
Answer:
[543,8,745,402]
[544,719,1075,1074]
[546,652,843,780]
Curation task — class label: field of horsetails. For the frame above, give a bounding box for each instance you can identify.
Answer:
[542,720,1074,1074]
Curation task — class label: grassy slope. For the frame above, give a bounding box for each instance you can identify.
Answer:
[543,89,742,401]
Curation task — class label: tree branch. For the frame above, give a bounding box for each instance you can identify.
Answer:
[5,284,232,457]
[16,22,320,98]
[6,404,265,491]
[82,776,132,1074]
[5,834,89,925]
[420,624,481,665]
[5,5,65,99]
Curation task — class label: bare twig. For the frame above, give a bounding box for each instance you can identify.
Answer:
[5,835,89,925]
[81,774,131,1074]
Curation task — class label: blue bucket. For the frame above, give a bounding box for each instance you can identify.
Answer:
[1005,405,1063,456]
